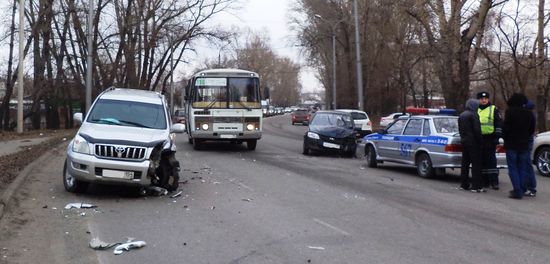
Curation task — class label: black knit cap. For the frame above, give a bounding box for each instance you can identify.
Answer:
[476,91,489,99]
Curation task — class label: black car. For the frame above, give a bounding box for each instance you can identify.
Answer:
[303,111,358,156]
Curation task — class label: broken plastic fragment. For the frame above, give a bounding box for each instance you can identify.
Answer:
[170,190,183,198]
[147,186,168,196]
[113,241,146,255]
[64,203,97,210]
[89,237,121,250]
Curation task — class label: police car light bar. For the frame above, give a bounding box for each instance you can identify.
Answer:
[406,107,456,115]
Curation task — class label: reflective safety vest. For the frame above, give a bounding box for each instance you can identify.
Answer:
[478,105,495,135]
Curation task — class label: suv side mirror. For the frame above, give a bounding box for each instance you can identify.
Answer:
[171,123,186,133]
[73,113,83,124]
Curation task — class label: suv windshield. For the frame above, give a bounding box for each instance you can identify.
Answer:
[433,117,459,133]
[87,99,167,129]
[193,77,260,109]
[310,113,353,129]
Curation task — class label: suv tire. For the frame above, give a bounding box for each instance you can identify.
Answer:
[63,159,88,193]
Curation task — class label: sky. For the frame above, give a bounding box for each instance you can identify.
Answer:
[189,0,321,93]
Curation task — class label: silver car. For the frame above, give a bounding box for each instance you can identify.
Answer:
[64,88,185,193]
[358,114,506,178]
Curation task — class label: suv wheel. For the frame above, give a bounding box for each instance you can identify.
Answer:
[416,153,435,178]
[535,146,550,177]
[63,159,88,193]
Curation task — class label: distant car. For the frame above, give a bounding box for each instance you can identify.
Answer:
[532,131,550,177]
[358,108,507,178]
[291,109,310,125]
[173,109,186,124]
[336,109,372,137]
[303,110,358,156]
[379,112,410,127]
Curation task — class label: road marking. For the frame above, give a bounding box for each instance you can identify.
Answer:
[237,182,254,191]
[313,218,351,236]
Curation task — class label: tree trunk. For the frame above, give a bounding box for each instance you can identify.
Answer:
[535,0,547,132]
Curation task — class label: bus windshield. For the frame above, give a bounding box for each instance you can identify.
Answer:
[193,77,260,109]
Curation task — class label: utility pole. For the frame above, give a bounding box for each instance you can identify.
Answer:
[314,14,345,110]
[170,36,174,115]
[17,0,24,133]
[86,0,94,116]
[353,0,364,111]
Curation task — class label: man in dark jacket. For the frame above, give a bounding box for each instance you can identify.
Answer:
[458,99,484,192]
[477,91,502,190]
[503,93,536,199]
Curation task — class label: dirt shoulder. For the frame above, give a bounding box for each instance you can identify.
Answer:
[0,129,76,191]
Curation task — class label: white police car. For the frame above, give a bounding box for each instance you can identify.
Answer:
[358,108,506,178]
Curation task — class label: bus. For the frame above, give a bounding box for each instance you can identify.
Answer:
[184,69,263,150]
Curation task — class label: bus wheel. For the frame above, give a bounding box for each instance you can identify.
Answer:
[193,139,202,150]
[247,140,257,150]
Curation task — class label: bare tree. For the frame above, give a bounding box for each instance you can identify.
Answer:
[408,0,505,111]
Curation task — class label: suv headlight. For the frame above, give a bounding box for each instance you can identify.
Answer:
[72,134,91,154]
[307,132,320,139]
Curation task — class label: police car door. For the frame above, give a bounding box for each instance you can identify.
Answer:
[378,119,408,160]
[400,118,424,164]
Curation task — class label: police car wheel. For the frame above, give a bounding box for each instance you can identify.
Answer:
[535,146,550,177]
[365,145,377,168]
[416,153,435,178]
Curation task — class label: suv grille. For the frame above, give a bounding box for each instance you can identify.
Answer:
[95,144,146,160]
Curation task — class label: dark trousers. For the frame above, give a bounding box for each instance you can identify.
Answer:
[480,136,499,186]
[461,143,482,189]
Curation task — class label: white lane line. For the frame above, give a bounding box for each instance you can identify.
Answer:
[237,182,254,191]
[313,218,351,236]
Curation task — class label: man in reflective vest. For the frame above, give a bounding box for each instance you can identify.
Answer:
[477,91,502,190]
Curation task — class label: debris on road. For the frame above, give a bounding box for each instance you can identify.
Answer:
[113,241,147,255]
[307,246,325,250]
[89,237,147,255]
[64,203,97,210]
[170,190,183,198]
[146,186,168,196]
[241,198,252,202]
[89,237,120,250]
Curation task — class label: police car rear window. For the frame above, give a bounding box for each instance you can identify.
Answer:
[433,117,459,133]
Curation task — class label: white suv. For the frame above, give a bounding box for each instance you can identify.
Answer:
[63,88,185,193]
[336,109,372,136]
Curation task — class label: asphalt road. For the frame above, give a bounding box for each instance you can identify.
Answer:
[2,114,550,264]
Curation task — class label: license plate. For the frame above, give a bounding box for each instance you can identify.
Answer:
[103,169,134,179]
[323,142,340,149]
[220,134,236,139]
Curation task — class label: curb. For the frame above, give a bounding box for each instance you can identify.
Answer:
[0,141,68,220]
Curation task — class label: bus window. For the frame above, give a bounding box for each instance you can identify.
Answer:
[229,78,259,103]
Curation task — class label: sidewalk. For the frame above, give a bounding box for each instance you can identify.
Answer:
[0,136,54,157]
[0,133,71,220]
